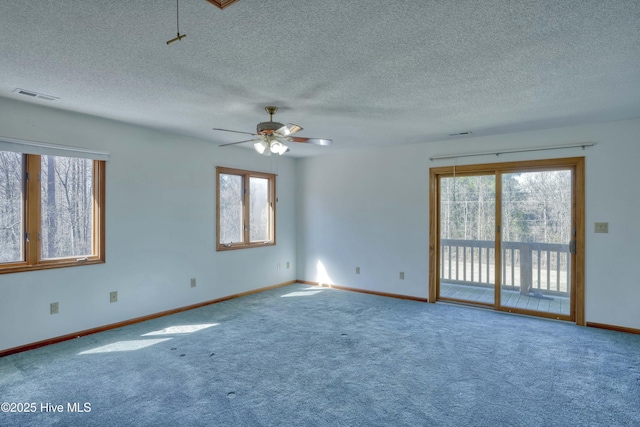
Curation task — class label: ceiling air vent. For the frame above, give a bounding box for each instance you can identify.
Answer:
[13,88,59,102]
[205,0,240,9]
[449,131,473,137]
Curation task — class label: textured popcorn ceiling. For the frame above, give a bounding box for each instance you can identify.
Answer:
[1,0,639,157]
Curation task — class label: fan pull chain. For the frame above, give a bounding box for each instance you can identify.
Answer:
[167,0,187,45]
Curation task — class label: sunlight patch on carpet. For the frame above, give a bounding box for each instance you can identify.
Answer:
[281,291,323,297]
[78,338,172,355]
[141,323,219,336]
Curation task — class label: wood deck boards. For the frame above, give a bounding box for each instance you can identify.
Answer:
[440,282,570,315]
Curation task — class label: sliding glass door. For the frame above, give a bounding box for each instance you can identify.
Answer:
[500,170,572,316]
[439,174,496,306]
[430,158,584,323]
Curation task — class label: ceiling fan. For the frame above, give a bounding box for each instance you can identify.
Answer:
[213,106,332,156]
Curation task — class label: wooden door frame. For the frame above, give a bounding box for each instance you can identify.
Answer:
[428,157,585,325]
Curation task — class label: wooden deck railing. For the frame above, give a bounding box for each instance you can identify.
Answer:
[440,239,570,296]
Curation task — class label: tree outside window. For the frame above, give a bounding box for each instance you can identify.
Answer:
[0,151,105,273]
[216,167,275,251]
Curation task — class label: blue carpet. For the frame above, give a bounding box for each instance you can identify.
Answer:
[1,283,639,426]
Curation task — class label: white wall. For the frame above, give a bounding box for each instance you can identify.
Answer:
[0,97,298,352]
[2,95,638,353]
[296,118,640,330]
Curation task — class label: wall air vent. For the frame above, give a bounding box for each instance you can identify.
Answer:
[13,88,59,102]
[205,0,240,9]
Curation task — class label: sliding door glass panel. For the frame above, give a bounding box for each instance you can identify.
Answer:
[500,171,572,315]
[440,175,496,304]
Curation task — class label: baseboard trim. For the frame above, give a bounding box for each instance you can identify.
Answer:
[0,280,296,358]
[586,322,640,335]
[297,280,428,303]
[6,281,635,356]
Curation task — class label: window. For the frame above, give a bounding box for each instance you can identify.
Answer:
[216,167,275,250]
[0,151,105,273]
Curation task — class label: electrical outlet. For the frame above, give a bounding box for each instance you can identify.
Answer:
[110,291,118,303]
[286,261,290,269]
[356,267,360,274]
[50,302,59,315]
[594,222,608,233]
[277,263,281,270]
[190,278,196,288]
[399,272,405,280]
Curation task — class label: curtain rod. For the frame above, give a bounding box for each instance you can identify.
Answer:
[429,142,596,161]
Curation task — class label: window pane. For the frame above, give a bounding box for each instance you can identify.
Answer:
[250,177,269,242]
[0,151,24,263]
[41,155,94,259]
[219,174,243,244]
[501,170,572,315]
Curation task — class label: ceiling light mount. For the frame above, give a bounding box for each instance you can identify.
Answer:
[265,106,278,120]
[205,0,241,10]
[257,107,283,135]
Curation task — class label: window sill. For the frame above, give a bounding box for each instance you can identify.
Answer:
[0,258,105,275]
[216,242,275,252]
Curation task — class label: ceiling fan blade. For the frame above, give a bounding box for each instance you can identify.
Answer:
[219,138,259,147]
[276,123,303,136]
[212,128,258,136]
[290,136,333,146]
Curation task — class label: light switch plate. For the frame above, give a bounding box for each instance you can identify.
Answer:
[594,222,608,233]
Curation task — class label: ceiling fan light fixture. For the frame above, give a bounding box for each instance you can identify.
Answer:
[270,140,288,155]
[254,140,271,155]
[215,105,331,155]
